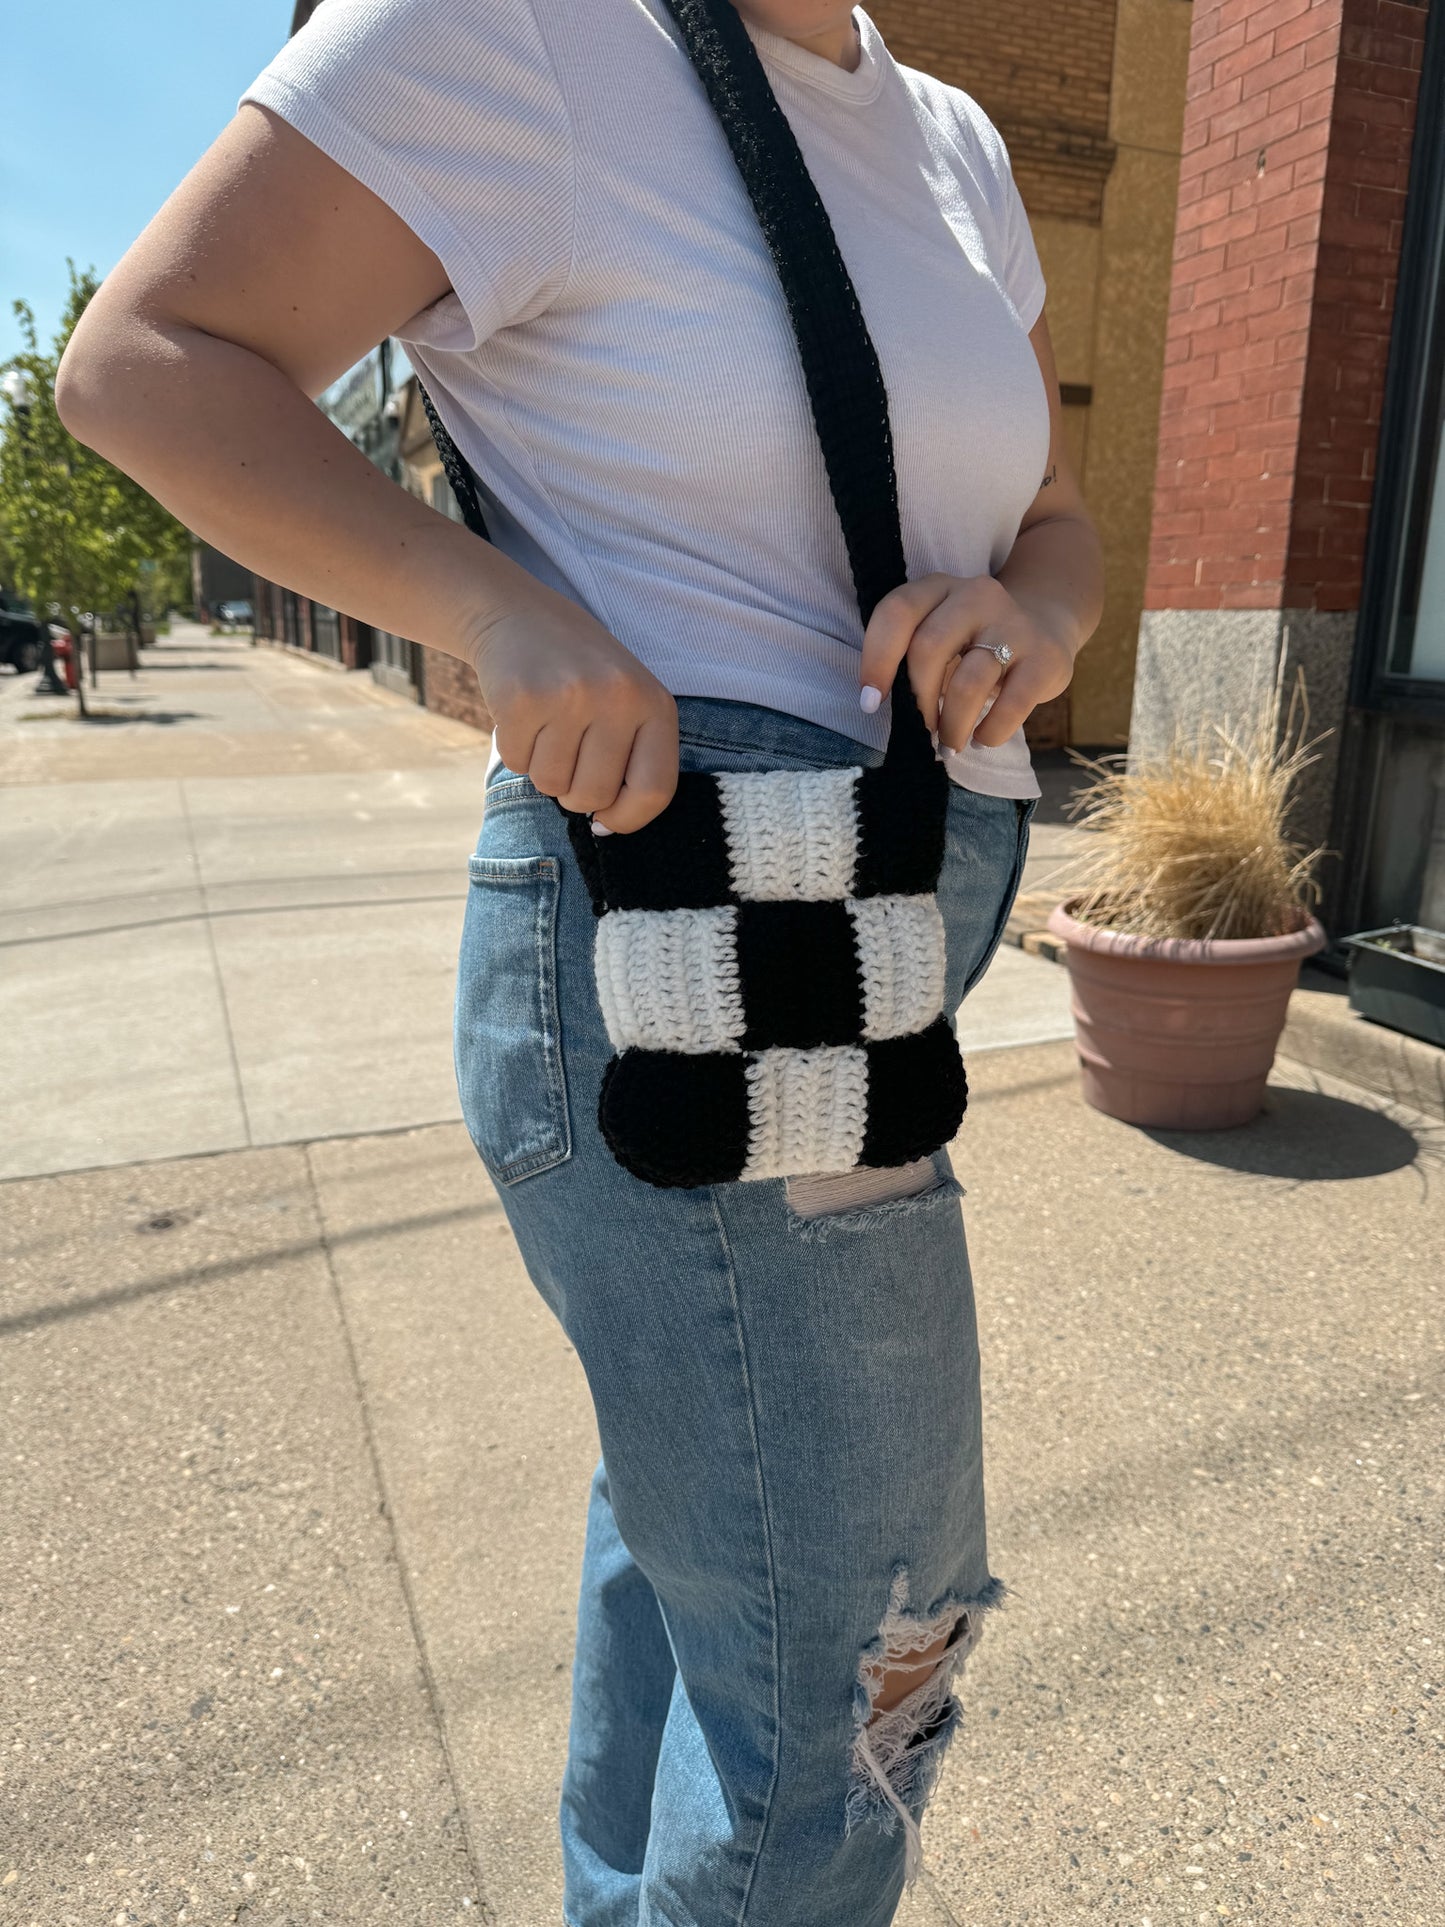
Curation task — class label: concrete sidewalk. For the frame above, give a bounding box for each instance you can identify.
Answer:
[3,631,1439,1924]
[5,1052,1438,1924]
[2,628,491,1178]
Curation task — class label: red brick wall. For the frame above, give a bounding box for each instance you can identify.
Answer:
[418,644,492,732]
[1145,0,1427,613]
[869,0,1117,220]
[1288,0,1428,608]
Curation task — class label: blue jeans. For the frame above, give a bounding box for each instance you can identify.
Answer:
[456,696,1035,1927]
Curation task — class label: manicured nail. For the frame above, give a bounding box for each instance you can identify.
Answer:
[859,685,883,714]
[591,821,614,837]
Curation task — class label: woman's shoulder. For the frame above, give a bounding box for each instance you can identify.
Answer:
[886,55,1017,191]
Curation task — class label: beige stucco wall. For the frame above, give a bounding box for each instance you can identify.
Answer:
[1030,0,1191,745]
[1032,215,1101,487]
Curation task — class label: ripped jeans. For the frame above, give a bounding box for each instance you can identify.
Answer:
[455,696,1036,1927]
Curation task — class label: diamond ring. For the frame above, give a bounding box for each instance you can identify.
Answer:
[969,640,1015,668]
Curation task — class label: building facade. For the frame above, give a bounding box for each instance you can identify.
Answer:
[871,0,1194,748]
[1131,0,1441,940]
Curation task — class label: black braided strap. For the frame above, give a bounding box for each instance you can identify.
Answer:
[417,382,491,541]
[658,0,934,776]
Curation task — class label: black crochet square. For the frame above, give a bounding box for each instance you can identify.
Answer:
[860,1017,968,1167]
[852,761,950,900]
[599,1048,750,1188]
[565,809,608,915]
[735,899,863,1051]
[585,773,734,914]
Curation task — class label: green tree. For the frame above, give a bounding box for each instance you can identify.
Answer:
[0,263,191,706]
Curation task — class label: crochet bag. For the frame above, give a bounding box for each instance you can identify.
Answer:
[427,0,966,1189]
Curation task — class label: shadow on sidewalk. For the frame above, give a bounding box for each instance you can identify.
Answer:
[1144,1082,1429,1182]
[20,708,204,728]
[0,1191,499,1342]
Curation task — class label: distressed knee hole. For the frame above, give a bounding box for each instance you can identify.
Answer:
[869,1623,959,1719]
[846,1569,1000,1883]
[785,1155,954,1229]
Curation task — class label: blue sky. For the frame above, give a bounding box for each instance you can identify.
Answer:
[2,1,293,363]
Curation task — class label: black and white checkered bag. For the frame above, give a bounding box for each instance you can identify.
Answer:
[428,0,968,1189]
[567,747,964,1186]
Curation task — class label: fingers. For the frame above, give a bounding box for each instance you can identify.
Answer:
[593,710,680,834]
[863,575,1078,755]
[937,646,1007,752]
[491,714,540,784]
[858,577,952,711]
[905,600,991,736]
[525,720,582,803]
[556,720,637,815]
[969,660,1051,747]
[525,709,679,833]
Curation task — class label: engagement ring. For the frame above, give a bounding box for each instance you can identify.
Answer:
[970,640,1014,667]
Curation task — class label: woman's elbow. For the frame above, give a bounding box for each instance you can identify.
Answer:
[55,291,170,461]
[54,319,116,452]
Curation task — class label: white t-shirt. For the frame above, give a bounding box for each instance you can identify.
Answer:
[244,0,1050,797]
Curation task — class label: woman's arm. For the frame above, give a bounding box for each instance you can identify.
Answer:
[857,309,1105,751]
[56,106,680,830]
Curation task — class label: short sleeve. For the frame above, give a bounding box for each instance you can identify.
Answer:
[240,0,574,351]
[947,93,1047,332]
[995,142,1047,331]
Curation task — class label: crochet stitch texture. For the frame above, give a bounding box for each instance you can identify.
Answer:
[577,763,965,1187]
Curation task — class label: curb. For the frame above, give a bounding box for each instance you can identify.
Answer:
[255,636,351,674]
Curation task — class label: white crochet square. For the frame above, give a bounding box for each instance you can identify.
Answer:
[741,1045,868,1180]
[595,906,744,1054]
[847,893,948,1041]
[717,767,861,901]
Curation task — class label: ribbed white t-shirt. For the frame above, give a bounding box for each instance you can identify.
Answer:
[244,0,1050,797]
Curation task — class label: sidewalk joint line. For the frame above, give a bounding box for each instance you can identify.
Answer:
[0,891,463,951]
[302,1139,492,1918]
[179,780,256,1150]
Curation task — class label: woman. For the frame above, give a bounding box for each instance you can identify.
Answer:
[58,1,1104,1918]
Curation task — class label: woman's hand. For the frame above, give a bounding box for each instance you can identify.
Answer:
[464,583,680,833]
[857,571,1078,752]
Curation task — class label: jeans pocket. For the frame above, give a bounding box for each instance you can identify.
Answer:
[455,854,571,1184]
[963,793,1040,1002]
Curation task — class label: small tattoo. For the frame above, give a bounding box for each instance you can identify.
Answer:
[1040,464,1057,489]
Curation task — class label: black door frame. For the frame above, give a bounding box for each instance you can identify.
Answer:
[1352,0,1445,719]
[1328,0,1445,939]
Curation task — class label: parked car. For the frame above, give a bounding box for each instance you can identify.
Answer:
[0,591,46,673]
[216,599,252,630]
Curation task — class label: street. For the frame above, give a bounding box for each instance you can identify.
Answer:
[2,628,1440,1925]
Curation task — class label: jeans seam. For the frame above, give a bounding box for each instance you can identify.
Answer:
[678,731,868,771]
[532,862,572,1174]
[706,1189,783,1926]
[459,857,571,1184]
[959,799,1035,1002]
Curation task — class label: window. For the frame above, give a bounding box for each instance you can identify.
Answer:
[430,470,462,522]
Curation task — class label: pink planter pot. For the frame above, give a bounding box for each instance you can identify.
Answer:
[1046,900,1327,1129]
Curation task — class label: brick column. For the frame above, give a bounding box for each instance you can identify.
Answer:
[1131,0,1427,844]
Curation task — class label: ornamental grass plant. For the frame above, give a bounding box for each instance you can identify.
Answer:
[1061,657,1329,944]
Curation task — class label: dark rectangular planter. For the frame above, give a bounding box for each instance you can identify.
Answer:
[1340,925,1445,1048]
